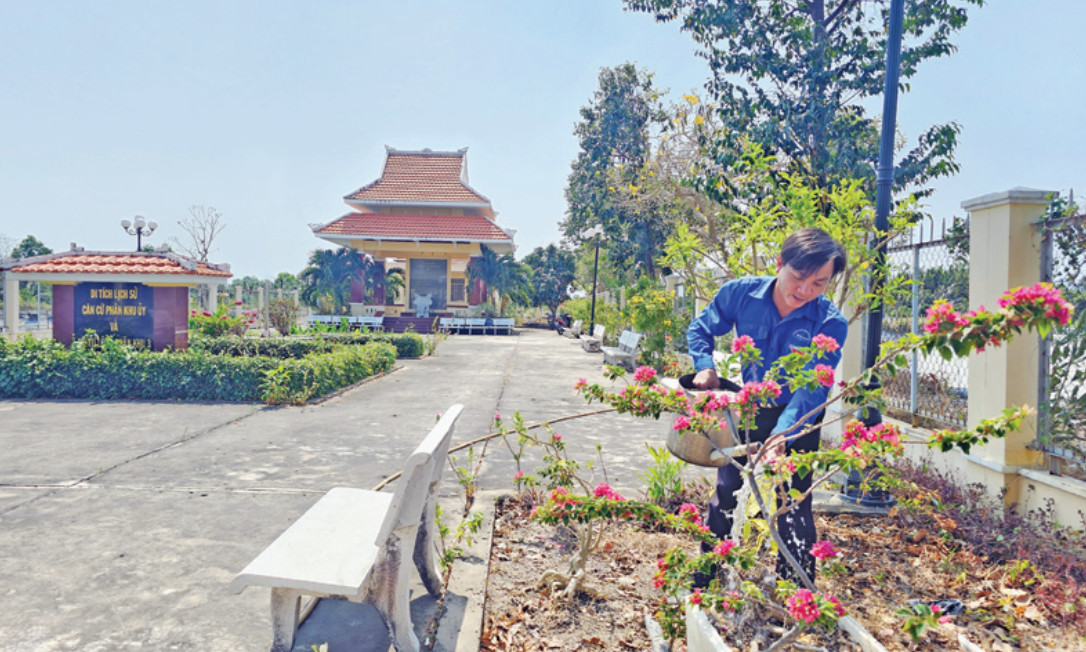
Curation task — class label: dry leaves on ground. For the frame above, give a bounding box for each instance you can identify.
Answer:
[481,495,1086,651]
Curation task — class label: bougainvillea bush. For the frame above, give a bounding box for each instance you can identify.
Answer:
[514,282,1075,645]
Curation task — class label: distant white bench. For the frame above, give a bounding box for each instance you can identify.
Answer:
[492,317,514,335]
[230,405,465,652]
[602,330,642,370]
[562,319,583,339]
[580,324,605,352]
[350,315,385,331]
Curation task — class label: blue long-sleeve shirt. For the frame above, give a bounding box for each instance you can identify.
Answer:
[687,276,848,441]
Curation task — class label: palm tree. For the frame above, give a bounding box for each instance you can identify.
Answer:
[363,265,405,305]
[468,246,532,316]
[299,248,367,315]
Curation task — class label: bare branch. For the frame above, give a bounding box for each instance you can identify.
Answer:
[171,205,226,262]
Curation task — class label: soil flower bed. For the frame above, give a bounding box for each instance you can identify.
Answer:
[480,493,1086,651]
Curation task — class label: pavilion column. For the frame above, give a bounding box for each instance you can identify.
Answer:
[207,284,217,313]
[235,286,243,317]
[3,273,18,341]
[962,187,1053,505]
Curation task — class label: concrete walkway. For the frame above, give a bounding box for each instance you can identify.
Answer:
[0,329,685,652]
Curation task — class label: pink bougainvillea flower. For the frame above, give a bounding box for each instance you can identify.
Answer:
[632,366,658,383]
[731,334,755,354]
[593,483,625,501]
[827,594,846,617]
[574,377,587,389]
[810,540,839,561]
[689,589,703,605]
[673,415,692,431]
[786,589,821,623]
[514,470,524,481]
[812,333,840,353]
[677,503,701,524]
[714,540,736,557]
[814,364,835,387]
[553,434,562,442]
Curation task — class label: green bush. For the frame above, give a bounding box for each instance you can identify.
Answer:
[0,335,396,404]
[260,341,397,405]
[191,332,426,359]
[316,332,425,358]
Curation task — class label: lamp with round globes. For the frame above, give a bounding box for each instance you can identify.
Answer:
[121,215,158,251]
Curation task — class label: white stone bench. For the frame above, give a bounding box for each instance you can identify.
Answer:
[492,317,514,335]
[581,324,606,352]
[602,330,642,371]
[230,405,464,652]
[562,319,583,339]
[350,315,385,331]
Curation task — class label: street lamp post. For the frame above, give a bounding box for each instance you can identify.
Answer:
[842,0,904,507]
[582,225,605,333]
[121,215,158,252]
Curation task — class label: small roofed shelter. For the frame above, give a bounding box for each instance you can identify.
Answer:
[1,248,231,350]
[311,147,515,329]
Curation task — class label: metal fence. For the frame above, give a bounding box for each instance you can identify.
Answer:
[1038,208,1086,471]
[877,220,970,429]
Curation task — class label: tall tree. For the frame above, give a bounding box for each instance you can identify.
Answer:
[522,244,576,318]
[172,205,226,262]
[563,63,670,279]
[624,0,977,198]
[10,235,52,259]
[298,248,368,315]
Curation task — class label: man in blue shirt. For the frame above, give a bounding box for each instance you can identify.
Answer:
[688,227,848,583]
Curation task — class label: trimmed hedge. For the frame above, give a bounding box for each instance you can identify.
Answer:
[191,332,425,359]
[0,335,397,404]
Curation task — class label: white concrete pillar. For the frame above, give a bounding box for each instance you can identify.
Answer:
[962,187,1053,501]
[3,273,18,341]
[206,284,217,313]
[235,286,243,317]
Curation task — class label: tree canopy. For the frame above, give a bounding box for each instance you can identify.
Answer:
[10,235,52,260]
[299,248,368,315]
[563,63,671,279]
[624,0,980,199]
[522,244,576,317]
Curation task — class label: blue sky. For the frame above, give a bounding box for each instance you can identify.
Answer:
[1,1,1083,280]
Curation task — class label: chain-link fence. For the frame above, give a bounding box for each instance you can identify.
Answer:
[877,220,970,429]
[1038,206,1086,472]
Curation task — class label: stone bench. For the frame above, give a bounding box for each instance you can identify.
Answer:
[580,324,606,352]
[602,330,642,371]
[230,405,465,652]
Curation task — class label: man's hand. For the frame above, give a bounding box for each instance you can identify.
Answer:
[692,367,720,389]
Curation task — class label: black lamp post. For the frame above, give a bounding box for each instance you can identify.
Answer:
[842,0,904,507]
[583,225,604,333]
[121,215,158,252]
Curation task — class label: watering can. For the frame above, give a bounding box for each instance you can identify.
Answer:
[660,374,759,467]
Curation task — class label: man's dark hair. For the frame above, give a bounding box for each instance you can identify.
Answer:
[779,228,847,277]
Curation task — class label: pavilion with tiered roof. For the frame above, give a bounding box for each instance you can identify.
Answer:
[311,147,515,332]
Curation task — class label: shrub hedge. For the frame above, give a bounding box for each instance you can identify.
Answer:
[191,332,425,359]
[0,335,397,404]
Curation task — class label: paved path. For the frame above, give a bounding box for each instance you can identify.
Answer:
[0,329,685,651]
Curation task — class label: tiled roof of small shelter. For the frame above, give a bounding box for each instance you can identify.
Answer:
[345,148,491,205]
[1,251,232,278]
[315,212,512,242]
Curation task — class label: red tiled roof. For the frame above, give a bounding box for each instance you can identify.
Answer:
[345,150,490,205]
[3,252,232,278]
[316,212,512,242]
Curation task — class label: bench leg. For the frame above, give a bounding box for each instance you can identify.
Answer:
[269,588,302,652]
[372,542,421,652]
[413,499,444,597]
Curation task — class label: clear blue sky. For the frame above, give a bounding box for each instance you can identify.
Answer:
[2,1,1083,280]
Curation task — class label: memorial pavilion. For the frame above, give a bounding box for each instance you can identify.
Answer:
[310,147,515,332]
